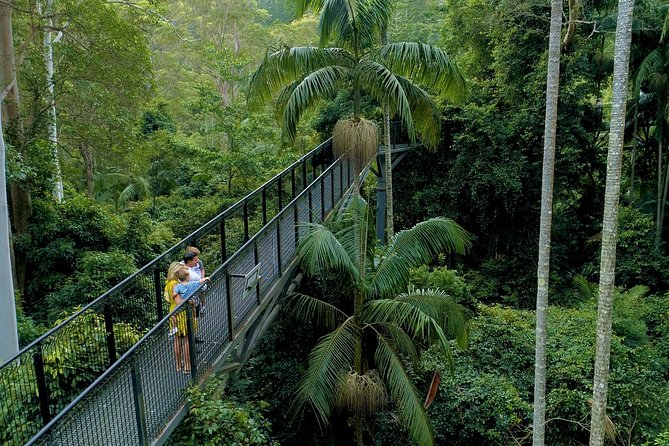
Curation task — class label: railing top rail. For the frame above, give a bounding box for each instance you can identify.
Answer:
[0,138,332,370]
[24,150,350,446]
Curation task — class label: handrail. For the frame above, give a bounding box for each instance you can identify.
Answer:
[0,138,334,446]
[0,139,331,365]
[25,150,353,446]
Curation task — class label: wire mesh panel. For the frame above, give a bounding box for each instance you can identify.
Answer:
[188,271,232,376]
[297,195,310,239]
[228,246,258,329]
[137,322,191,438]
[323,173,333,215]
[333,164,342,204]
[0,349,41,446]
[311,180,323,222]
[257,226,279,295]
[31,364,138,446]
[279,212,296,271]
[22,144,364,446]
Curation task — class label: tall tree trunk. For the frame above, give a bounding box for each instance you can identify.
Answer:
[532,0,562,443]
[589,0,634,442]
[39,0,64,202]
[659,148,669,246]
[656,140,663,248]
[1,0,31,296]
[382,29,394,241]
[0,106,20,362]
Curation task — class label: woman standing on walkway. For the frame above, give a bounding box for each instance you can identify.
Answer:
[165,262,188,372]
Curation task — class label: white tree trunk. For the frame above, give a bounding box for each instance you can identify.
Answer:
[589,0,635,442]
[532,0,562,443]
[0,106,20,362]
[382,28,394,240]
[39,0,64,203]
[383,104,393,239]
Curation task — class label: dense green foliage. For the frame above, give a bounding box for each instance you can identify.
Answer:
[0,311,140,445]
[168,377,277,446]
[2,0,669,443]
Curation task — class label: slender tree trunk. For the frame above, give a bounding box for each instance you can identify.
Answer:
[656,140,663,248]
[1,0,31,296]
[382,29,394,241]
[659,149,669,246]
[589,0,634,442]
[79,142,95,198]
[561,0,578,50]
[532,0,562,443]
[39,0,64,202]
[0,106,20,362]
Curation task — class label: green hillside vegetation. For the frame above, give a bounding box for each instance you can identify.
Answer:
[1,0,668,444]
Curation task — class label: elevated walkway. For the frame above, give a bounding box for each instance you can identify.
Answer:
[2,131,418,446]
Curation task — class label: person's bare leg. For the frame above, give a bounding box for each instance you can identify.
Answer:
[174,336,182,371]
[182,337,191,373]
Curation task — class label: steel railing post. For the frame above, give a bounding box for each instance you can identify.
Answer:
[104,305,117,367]
[302,159,308,190]
[131,362,149,446]
[186,307,197,379]
[226,271,235,341]
[291,167,296,198]
[33,345,51,426]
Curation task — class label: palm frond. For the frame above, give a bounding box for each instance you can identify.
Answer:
[283,65,352,141]
[390,217,471,265]
[118,176,151,208]
[363,298,454,371]
[375,336,434,446]
[333,195,377,279]
[369,218,470,296]
[367,250,412,298]
[293,317,360,425]
[355,59,415,139]
[297,222,359,280]
[367,322,420,363]
[394,288,469,348]
[573,274,597,302]
[395,76,442,149]
[248,46,354,107]
[318,0,354,47]
[374,42,466,100]
[285,292,349,330]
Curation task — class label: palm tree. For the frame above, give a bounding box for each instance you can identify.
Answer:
[290,195,470,445]
[533,0,562,443]
[589,0,635,442]
[248,0,465,195]
[634,39,669,249]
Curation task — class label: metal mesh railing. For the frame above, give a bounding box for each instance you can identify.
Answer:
[1,139,334,446]
[25,151,353,446]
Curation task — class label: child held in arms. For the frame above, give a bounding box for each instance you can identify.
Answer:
[174,267,210,304]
